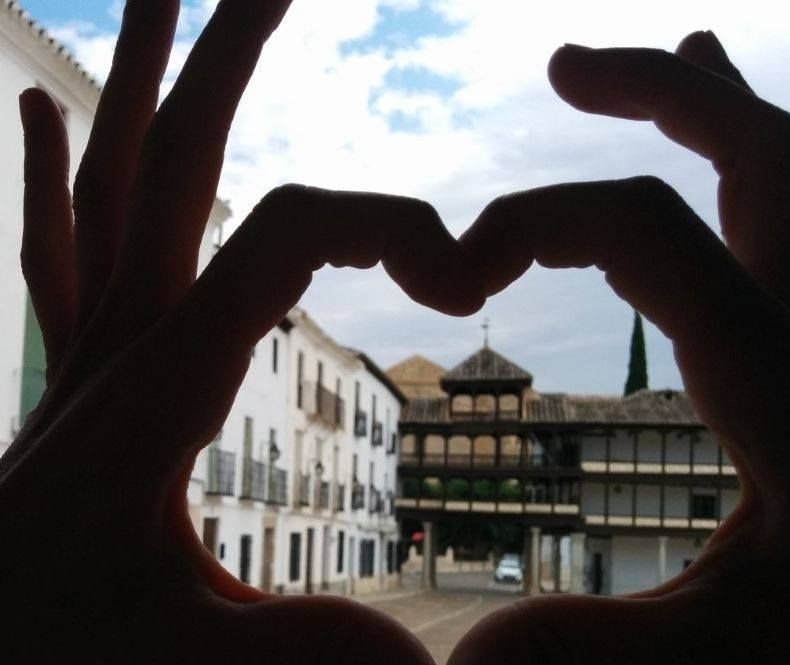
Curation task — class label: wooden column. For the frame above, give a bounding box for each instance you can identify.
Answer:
[523,526,542,595]
[421,521,437,590]
[551,535,562,592]
[569,533,586,594]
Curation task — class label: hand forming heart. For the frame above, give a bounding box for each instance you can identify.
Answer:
[0,0,788,662]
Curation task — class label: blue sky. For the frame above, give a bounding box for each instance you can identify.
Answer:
[17,0,790,393]
[22,0,119,32]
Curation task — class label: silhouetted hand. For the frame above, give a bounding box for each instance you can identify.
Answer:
[448,32,790,665]
[0,1,486,662]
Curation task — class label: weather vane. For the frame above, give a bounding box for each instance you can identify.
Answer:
[482,318,491,348]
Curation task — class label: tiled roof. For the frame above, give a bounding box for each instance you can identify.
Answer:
[442,347,533,383]
[387,355,446,399]
[2,1,102,92]
[401,389,702,426]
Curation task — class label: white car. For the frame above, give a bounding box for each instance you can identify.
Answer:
[494,557,523,584]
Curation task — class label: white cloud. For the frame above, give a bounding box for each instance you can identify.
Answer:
[45,0,790,393]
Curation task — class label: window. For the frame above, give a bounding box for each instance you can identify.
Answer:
[289,533,302,581]
[239,535,252,584]
[354,381,360,409]
[272,338,279,374]
[359,540,376,578]
[337,530,345,574]
[387,541,396,574]
[317,361,324,387]
[691,493,717,519]
[297,352,304,408]
[202,518,219,557]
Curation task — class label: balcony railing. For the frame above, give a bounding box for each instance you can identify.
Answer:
[302,382,345,429]
[334,483,346,512]
[319,481,331,510]
[352,481,365,510]
[580,459,737,476]
[267,468,288,505]
[354,410,368,437]
[372,422,384,447]
[207,448,236,496]
[241,458,267,501]
[399,452,556,469]
[369,486,383,514]
[450,409,521,421]
[298,474,311,506]
[394,495,581,516]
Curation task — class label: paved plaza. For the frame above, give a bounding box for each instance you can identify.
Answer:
[364,572,522,665]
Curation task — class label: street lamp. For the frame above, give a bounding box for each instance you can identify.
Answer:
[269,441,280,463]
[315,461,325,478]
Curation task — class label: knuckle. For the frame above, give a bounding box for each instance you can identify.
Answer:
[621,175,681,216]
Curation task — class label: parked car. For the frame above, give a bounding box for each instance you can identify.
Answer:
[494,556,523,584]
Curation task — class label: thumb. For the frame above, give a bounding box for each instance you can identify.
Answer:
[227,595,436,665]
[445,588,761,665]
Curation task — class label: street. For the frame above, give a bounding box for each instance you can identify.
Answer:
[364,572,522,665]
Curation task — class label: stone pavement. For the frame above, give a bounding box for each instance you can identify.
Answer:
[363,571,521,665]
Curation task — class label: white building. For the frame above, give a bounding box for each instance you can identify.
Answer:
[186,307,403,594]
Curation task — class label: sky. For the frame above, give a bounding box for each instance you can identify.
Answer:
[19,0,790,394]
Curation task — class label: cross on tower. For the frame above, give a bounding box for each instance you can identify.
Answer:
[482,318,491,348]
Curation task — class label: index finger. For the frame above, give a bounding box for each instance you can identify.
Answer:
[547,44,781,173]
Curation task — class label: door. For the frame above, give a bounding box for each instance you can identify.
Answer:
[305,528,315,594]
[262,527,275,592]
[592,552,604,595]
[239,535,252,584]
[321,525,331,591]
[202,518,219,558]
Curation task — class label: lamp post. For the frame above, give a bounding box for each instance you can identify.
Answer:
[268,440,280,503]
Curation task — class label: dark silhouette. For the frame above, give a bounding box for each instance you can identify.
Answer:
[624,310,648,395]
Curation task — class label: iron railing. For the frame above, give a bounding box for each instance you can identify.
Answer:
[334,483,346,512]
[207,448,236,496]
[319,481,331,509]
[298,474,311,506]
[354,410,368,437]
[267,468,288,505]
[241,458,267,501]
[352,481,366,510]
[372,422,384,447]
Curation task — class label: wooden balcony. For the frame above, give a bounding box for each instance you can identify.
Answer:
[395,496,580,517]
[581,460,737,477]
[584,514,721,531]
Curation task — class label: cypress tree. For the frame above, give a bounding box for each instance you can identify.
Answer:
[624,310,648,396]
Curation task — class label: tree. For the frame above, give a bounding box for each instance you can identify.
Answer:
[624,310,649,396]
